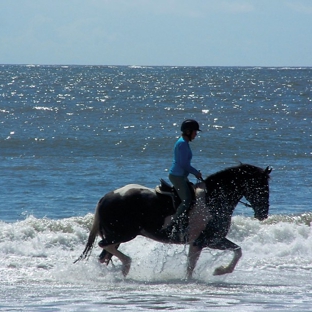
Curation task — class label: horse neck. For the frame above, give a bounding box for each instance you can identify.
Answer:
[204,174,245,212]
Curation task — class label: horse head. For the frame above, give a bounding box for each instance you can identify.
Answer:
[243,165,272,221]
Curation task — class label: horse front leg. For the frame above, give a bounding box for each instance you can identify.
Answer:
[210,238,242,276]
[186,244,202,280]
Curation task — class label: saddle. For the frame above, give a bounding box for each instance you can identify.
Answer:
[155,179,196,213]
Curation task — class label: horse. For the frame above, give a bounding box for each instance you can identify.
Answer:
[75,164,271,280]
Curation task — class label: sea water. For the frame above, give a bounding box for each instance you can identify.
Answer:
[0,65,312,311]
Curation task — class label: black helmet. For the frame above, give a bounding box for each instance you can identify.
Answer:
[180,119,201,133]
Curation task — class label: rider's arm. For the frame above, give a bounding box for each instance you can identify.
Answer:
[177,141,200,177]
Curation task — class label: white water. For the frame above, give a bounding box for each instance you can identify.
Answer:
[1,214,312,311]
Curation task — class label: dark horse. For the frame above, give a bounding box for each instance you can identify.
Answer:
[75,164,271,279]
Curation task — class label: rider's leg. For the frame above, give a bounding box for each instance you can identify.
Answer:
[169,174,192,219]
[167,174,192,235]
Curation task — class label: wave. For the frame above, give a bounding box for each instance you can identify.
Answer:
[264,212,312,226]
[0,214,93,241]
[1,212,312,288]
[1,212,311,250]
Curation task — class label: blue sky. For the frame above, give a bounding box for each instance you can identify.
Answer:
[1,0,311,66]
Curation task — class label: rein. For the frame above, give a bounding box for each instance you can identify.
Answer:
[239,200,252,208]
[197,177,252,208]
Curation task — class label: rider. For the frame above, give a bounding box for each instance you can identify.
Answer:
[165,119,202,239]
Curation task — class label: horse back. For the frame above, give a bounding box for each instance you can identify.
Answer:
[97,184,174,244]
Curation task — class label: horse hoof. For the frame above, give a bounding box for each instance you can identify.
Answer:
[122,257,132,277]
[185,275,195,282]
[213,266,228,276]
[98,250,113,265]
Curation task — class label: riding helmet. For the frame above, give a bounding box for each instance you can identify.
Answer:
[180,119,202,133]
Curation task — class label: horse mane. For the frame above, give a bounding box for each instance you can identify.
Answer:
[205,163,270,185]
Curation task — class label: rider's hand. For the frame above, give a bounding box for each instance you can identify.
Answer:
[197,172,202,180]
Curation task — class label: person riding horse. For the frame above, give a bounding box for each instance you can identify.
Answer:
[164,119,203,240]
[75,163,271,279]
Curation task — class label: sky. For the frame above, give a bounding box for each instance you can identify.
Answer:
[1,0,312,67]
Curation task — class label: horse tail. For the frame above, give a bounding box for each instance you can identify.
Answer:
[74,201,101,263]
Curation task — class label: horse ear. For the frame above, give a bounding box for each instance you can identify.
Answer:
[264,166,272,175]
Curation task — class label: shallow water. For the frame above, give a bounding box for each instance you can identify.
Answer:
[1,214,312,311]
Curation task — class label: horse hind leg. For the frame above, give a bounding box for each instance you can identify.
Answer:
[100,243,132,277]
[98,245,118,265]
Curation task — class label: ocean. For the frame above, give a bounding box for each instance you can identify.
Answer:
[0,65,311,311]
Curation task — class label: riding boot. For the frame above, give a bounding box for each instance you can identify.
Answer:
[176,213,189,242]
[159,221,176,241]
[164,213,189,242]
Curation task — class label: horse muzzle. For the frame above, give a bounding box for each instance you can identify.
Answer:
[254,212,268,221]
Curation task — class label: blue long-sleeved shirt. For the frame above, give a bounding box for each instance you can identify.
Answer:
[169,136,200,177]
